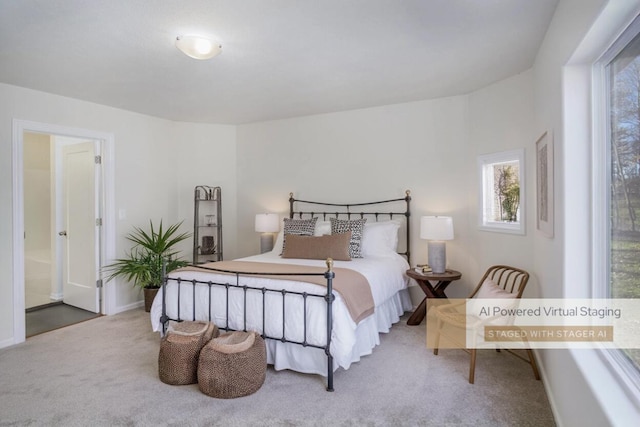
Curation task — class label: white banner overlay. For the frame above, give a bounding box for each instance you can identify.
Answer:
[426,299,640,349]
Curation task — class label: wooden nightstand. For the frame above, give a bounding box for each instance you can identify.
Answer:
[406,268,461,325]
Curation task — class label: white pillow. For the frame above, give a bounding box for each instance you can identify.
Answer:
[361,220,401,257]
[475,278,517,299]
[271,230,284,254]
[314,220,331,236]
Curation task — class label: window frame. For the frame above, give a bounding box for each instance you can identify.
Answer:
[593,13,640,394]
[477,148,525,235]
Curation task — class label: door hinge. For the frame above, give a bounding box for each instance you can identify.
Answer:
[96,279,103,289]
[95,155,102,164]
[96,218,102,226]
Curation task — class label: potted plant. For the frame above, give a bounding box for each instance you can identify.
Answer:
[104,220,191,312]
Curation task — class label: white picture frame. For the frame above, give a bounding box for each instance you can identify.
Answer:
[535,131,554,238]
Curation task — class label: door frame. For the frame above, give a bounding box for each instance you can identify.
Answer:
[12,119,116,344]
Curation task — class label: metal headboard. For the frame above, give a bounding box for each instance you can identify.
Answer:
[288,190,412,264]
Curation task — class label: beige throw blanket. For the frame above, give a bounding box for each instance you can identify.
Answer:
[176,261,375,324]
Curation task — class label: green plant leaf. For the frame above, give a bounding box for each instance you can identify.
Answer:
[103,220,191,288]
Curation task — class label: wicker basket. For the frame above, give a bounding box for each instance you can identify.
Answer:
[198,331,266,399]
[158,321,219,385]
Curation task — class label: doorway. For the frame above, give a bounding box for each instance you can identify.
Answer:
[23,133,102,336]
[12,120,116,345]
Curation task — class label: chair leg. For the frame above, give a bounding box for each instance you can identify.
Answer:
[469,349,476,384]
[433,319,441,355]
[527,349,541,380]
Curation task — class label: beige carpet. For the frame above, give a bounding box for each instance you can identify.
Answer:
[0,308,555,426]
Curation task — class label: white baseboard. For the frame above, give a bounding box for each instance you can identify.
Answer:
[0,337,17,350]
[533,349,562,427]
[50,293,63,301]
[110,300,144,315]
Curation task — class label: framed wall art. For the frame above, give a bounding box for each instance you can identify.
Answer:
[535,131,554,238]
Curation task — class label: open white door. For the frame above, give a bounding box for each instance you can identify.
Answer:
[61,142,100,313]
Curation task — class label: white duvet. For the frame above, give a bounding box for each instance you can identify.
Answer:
[150,251,412,375]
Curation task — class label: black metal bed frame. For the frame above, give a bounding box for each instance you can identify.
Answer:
[160,190,411,392]
[288,190,411,265]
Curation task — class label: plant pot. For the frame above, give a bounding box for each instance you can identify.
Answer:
[144,287,160,312]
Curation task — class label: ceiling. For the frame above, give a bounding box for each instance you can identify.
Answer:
[0,0,559,125]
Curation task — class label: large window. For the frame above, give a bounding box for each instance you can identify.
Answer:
[603,17,640,377]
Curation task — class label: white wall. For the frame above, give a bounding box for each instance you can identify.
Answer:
[235,97,471,281]
[467,70,537,294]
[236,85,537,304]
[172,122,238,260]
[0,83,237,346]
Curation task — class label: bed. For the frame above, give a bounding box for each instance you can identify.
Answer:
[150,191,414,391]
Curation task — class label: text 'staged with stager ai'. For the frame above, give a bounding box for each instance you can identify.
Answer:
[425,299,640,349]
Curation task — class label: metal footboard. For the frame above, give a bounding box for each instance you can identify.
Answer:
[160,259,336,391]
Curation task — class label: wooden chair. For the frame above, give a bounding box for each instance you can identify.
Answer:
[432,265,541,384]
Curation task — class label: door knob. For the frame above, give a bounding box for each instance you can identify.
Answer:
[58,231,67,236]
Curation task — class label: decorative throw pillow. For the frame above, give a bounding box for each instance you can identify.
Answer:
[281,232,352,261]
[330,217,367,258]
[281,217,318,253]
[361,220,402,257]
[475,278,518,299]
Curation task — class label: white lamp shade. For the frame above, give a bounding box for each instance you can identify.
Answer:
[175,35,222,60]
[255,214,280,233]
[420,216,454,241]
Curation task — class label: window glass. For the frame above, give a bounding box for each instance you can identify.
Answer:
[608,25,640,372]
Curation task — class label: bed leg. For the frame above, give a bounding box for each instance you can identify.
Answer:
[327,355,334,392]
[325,258,335,392]
[160,261,168,336]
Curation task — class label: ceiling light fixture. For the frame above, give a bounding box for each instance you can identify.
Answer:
[175,35,222,60]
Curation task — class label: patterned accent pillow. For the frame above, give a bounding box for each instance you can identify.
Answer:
[281,217,318,253]
[330,217,367,258]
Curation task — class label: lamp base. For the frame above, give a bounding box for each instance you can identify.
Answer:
[427,241,447,274]
[260,233,274,254]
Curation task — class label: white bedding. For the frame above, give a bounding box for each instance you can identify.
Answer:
[150,251,412,376]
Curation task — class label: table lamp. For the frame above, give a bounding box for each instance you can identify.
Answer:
[420,216,454,274]
[255,213,280,253]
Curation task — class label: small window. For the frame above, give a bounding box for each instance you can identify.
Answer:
[477,149,525,235]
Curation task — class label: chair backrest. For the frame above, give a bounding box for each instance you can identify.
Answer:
[468,265,530,299]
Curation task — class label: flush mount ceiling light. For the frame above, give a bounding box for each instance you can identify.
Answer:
[175,35,222,60]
